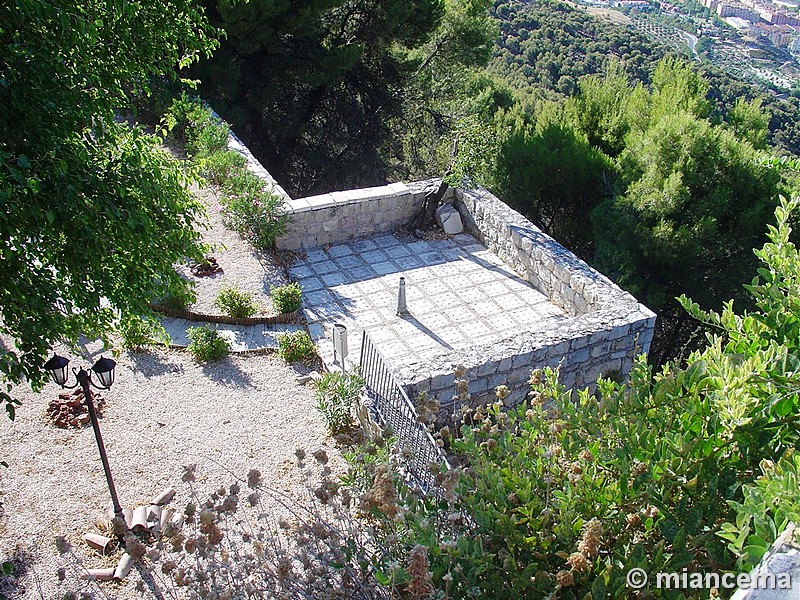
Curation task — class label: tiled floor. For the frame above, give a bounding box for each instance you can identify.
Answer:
[287,233,568,370]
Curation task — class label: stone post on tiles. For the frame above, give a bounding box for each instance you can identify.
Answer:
[333,323,349,373]
[397,277,409,316]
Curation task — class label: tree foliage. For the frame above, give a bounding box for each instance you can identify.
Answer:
[593,109,780,311]
[194,0,497,196]
[195,0,444,196]
[456,52,785,362]
[0,0,216,414]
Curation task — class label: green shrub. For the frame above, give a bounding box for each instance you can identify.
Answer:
[204,150,246,186]
[164,93,212,146]
[277,330,315,363]
[213,286,259,318]
[118,315,170,351]
[271,282,302,314]
[164,94,229,158]
[221,188,289,252]
[156,282,196,311]
[221,169,264,197]
[313,370,365,435]
[720,451,800,569]
[193,121,229,158]
[186,325,230,362]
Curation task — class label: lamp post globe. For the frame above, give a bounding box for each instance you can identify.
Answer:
[43,354,70,387]
[91,356,116,389]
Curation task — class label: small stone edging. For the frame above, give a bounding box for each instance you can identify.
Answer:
[166,343,277,355]
[149,303,300,326]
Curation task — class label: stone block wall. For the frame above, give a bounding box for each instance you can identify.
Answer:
[276,179,452,250]
[455,188,633,316]
[398,187,656,412]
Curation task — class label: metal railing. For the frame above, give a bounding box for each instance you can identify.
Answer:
[359,331,449,494]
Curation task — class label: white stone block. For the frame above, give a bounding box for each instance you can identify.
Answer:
[304,193,336,211]
[286,198,313,213]
[435,204,464,235]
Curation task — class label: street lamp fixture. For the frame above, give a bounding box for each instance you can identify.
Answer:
[44,353,124,521]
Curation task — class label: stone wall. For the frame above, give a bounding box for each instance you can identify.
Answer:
[399,187,656,412]
[276,179,451,250]
[455,188,633,316]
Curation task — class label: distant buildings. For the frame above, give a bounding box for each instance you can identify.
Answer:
[753,22,798,44]
[702,0,799,24]
[702,0,800,46]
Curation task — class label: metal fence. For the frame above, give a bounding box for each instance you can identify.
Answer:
[359,331,449,494]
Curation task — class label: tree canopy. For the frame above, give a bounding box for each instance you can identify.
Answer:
[194,0,496,196]
[0,0,217,414]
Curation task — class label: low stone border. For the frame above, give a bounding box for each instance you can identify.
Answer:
[167,344,277,355]
[149,304,300,325]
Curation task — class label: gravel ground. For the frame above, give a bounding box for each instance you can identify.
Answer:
[176,185,290,317]
[0,343,345,599]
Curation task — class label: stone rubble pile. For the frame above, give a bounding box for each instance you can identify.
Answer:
[48,389,104,429]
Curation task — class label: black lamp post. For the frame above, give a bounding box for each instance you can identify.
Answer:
[44,353,123,520]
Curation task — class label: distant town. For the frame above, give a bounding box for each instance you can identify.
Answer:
[578,0,800,91]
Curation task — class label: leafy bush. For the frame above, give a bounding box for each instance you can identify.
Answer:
[213,286,259,318]
[164,93,229,158]
[277,330,315,363]
[118,315,170,351]
[155,281,196,310]
[164,93,213,147]
[186,325,230,362]
[193,120,229,158]
[313,369,365,434]
[340,433,397,496]
[204,150,246,186]
[221,188,289,252]
[720,451,800,569]
[163,95,290,254]
[272,282,302,314]
[221,168,264,197]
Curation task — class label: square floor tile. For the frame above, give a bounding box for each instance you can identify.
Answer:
[385,244,413,259]
[311,259,339,276]
[347,266,376,282]
[288,264,315,279]
[352,239,378,252]
[395,256,423,271]
[373,234,400,248]
[327,244,354,258]
[321,272,347,287]
[300,277,324,292]
[304,248,327,263]
[372,261,397,276]
[361,249,389,264]
[336,255,366,269]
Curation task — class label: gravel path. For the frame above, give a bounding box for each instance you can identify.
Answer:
[0,343,344,599]
[176,186,290,317]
